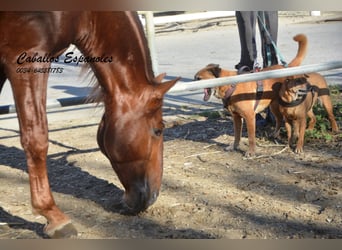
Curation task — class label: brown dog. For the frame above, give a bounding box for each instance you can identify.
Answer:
[279,73,339,153]
[194,34,308,157]
[278,76,318,153]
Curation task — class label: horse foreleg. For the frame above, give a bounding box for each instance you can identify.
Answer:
[9,68,77,238]
[96,114,108,157]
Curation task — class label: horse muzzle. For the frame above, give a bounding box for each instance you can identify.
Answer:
[123,182,159,214]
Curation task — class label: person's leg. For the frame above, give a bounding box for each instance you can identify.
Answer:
[257,11,278,125]
[235,11,257,70]
[258,11,278,67]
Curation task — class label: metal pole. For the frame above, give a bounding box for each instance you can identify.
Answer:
[169,61,342,93]
[310,11,321,16]
[143,11,159,75]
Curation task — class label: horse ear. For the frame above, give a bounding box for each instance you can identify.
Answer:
[147,77,180,114]
[154,73,167,83]
[156,77,181,96]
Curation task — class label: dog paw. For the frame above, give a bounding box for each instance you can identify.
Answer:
[332,128,340,134]
[244,151,256,158]
[294,147,304,154]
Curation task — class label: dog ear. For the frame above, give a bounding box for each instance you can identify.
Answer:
[209,65,221,78]
[304,74,310,78]
[206,63,220,68]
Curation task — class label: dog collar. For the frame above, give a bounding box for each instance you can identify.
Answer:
[223,84,236,107]
[279,81,315,108]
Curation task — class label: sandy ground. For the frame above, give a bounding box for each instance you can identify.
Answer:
[0,98,341,239]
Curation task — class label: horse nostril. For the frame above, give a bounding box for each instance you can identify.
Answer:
[123,184,159,214]
[148,191,159,206]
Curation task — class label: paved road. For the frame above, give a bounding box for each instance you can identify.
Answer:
[0,13,341,116]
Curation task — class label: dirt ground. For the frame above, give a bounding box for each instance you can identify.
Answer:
[0,98,341,239]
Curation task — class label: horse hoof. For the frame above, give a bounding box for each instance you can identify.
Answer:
[45,221,78,239]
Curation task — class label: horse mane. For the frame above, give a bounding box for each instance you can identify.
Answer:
[82,11,156,105]
[126,11,155,83]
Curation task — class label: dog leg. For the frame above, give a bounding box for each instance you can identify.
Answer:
[320,95,339,132]
[245,113,256,157]
[226,114,243,151]
[292,120,300,147]
[295,118,307,153]
[270,101,283,138]
[284,118,293,149]
[307,109,316,130]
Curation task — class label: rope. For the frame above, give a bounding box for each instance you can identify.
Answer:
[257,12,288,67]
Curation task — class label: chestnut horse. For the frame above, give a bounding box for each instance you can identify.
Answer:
[0,12,179,238]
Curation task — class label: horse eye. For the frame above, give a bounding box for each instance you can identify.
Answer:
[152,128,163,137]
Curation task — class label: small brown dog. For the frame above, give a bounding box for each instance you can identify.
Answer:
[278,76,318,153]
[194,34,308,157]
[279,73,339,153]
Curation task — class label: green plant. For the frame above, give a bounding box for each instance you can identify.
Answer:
[305,99,341,142]
[198,110,223,119]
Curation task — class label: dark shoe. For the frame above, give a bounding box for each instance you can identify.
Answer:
[237,66,252,74]
[256,113,267,127]
[256,108,275,127]
[235,62,253,70]
[235,63,253,75]
[265,107,275,125]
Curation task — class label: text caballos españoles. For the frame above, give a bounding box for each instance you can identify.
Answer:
[16,52,113,74]
[17,52,113,65]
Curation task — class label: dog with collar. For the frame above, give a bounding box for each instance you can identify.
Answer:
[278,76,318,153]
[194,34,307,157]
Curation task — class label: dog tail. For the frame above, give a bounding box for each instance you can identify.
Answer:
[288,34,308,67]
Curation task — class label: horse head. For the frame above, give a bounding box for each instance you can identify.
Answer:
[97,74,179,214]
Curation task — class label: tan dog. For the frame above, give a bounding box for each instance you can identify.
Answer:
[194,34,308,157]
[279,73,339,153]
[278,76,318,153]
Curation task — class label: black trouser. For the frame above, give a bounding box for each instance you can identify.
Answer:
[235,11,278,69]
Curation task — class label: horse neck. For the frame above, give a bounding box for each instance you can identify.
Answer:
[75,11,154,96]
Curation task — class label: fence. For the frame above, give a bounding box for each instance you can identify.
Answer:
[169,61,342,93]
